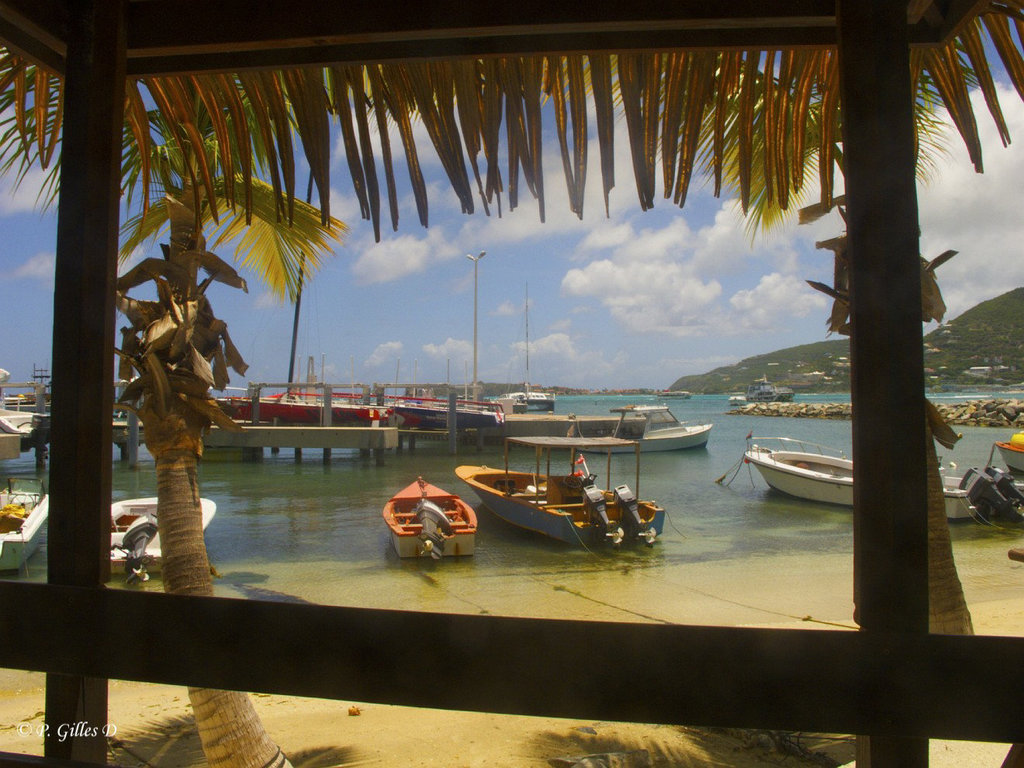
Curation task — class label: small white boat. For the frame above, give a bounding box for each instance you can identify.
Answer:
[0,478,48,572]
[382,477,477,559]
[595,405,712,452]
[742,438,976,520]
[0,408,40,437]
[110,497,217,582]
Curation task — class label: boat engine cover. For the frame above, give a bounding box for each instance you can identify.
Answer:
[613,484,644,537]
[583,485,610,532]
[415,500,453,559]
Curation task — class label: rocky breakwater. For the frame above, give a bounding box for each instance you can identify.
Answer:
[727,398,1024,429]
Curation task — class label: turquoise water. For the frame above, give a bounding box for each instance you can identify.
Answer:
[7,393,1024,629]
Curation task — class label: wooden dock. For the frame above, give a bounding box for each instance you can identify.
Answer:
[112,413,618,465]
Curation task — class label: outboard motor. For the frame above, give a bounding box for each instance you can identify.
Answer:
[584,485,622,544]
[985,467,1024,521]
[414,499,453,559]
[614,484,654,545]
[960,468,1024,523]
[120,518,158,583]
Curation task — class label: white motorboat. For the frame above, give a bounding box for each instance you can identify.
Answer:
[591,405,712,452]
[742,437,976,520]
[0,408,40,436]
[110,497,217,582]
[0,478,48,572]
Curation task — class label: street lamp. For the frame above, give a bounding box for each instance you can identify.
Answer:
[467,251,486,400]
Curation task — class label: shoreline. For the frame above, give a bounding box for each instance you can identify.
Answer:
[728,398,1024,429]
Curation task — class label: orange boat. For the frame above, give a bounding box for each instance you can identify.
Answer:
[995,432,1024,473]
[382,477,477,559]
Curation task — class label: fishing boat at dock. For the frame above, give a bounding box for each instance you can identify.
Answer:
[391,395,505,430]
[219,391,390,425]
[455,436,664,548]
[382,477,477,559]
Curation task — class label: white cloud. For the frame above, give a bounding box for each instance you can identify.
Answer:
[11,251,54,281]
[365,341,403,369]
[350,227,457,284]
[917,84,1024,320]
[728,273,827,331]
[422,337,472,361]
[0,166,52,215]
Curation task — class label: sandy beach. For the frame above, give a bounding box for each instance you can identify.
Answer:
[1,594,1021,767]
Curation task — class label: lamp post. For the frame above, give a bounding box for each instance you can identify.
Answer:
[466,250,486,400]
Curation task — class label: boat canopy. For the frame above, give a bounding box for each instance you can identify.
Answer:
[507,436,638,449]
[504,435,642,496]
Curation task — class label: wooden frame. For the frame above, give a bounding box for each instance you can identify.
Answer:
[0,2,1021,766]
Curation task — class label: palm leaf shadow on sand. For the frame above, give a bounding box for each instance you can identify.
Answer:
[529,725,787,768]
[108,713,367,767]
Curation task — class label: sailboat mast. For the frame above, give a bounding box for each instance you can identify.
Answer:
[524,284,530,395]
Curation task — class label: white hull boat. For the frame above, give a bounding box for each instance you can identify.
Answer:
[585,405,712,453]
[743,438,976,520]
[110,497,217,581]
[0,478,48,572]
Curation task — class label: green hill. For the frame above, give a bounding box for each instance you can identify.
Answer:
[668,287,1024,393]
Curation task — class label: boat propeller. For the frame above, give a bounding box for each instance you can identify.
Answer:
[118,518,157,584]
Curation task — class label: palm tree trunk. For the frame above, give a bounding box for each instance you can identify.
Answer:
[924,432,973,635]
[145,400,292,768]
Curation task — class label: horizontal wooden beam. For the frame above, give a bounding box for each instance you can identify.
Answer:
[0,0,66,73]
[125,29,839,77]
[125,0,837,56]
[1,581,1023,743]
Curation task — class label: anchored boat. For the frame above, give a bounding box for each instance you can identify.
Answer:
[741,437,990,521]
[110,497,218,582]
[382,477,477,559]
[593,404,712,452]
[0,478,48,572]
[456,436,664,548]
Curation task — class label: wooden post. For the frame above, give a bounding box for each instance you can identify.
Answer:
[448,392,458,455]
[44,0,126,760]
[838,1,928,766]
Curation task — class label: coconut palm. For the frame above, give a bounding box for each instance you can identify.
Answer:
[805,205,973,635]
[116,190,293,768]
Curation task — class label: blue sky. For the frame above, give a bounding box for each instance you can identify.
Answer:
[3,84,1024,392]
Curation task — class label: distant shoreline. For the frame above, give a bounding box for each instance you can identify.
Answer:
[727,398,1024,429]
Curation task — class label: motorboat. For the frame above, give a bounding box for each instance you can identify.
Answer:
[382,477,477,559]
[742,437,978,520]
[0,478,48,572]
[586,405,712,452]
[456,436,664,547]
[392,396,505,430]
[110,497,217,582]
[219,391,390,425]
[498,390,555,411]
[661,390,692,399]
[745,377,794,403]
[994,432,1024,473]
